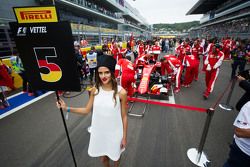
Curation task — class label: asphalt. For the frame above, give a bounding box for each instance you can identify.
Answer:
[0,58,249,167]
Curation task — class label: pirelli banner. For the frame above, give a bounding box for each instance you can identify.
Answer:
[13,6,58,23]
[10,6,81,91]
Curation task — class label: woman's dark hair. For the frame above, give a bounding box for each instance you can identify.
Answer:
[95,68,118,106]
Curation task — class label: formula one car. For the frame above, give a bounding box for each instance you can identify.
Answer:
[128,54,172,117]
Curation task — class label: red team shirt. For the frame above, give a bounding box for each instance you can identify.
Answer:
[115,58,135,77]
[205,50,224,69]
[175,44,191,62]
[137,44,145,56]
[183,54,199,67]
[192,45,203,60]
[161,55,182,75]
[151,45,161,54]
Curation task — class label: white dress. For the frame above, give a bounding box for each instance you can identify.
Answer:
[88,85,124,161]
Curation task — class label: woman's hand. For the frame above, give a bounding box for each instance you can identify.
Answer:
[120,137,127,150]
[56,98,67,111]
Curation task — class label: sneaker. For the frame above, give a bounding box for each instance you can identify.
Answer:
[182,84,190,88]
[174,88,180,94]
[203,93,209,100]
[181,84,186,87]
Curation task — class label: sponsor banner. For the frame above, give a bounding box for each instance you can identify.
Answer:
[13,6,58,23]
[9,21,80,91]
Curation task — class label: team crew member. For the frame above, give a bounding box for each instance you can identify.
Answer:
[203,44,224,99]
[115,56,136,97]
[86,46,98,84]
[191,40,204,80]
[144,41,150,54]
[151,41,161,61]
[202,39,215,71]
[117,43,127,60]
[161,55,182,93]
[223,101,250,167]
[111,42,120,61]
[182,52,199,87]
[137,40,145,56]
[129,33,135,51]
[175,40,191,62]
[134,54,151,68]
[222,37,232,60]
[56,55,127,167]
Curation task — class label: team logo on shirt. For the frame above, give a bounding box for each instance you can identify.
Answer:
[237,120,248,126]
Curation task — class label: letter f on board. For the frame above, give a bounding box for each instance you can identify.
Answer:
[17,27,23,34]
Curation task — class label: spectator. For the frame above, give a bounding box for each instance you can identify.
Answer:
[230,44,248,79]
[223,101,250,167]
[235,75,250,111]
[74,42,85,81]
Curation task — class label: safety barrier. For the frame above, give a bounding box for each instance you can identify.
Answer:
[127,78,235,167]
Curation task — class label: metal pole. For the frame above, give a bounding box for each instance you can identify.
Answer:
[196,108,215,162]
[225,77,237,105]
[219,77,236,111]
[187,108,214,167]
[56,91,78,167]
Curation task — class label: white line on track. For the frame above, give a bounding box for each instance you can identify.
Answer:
[168,86,176,104]
[6,92,23,99]
[0,91,54,120]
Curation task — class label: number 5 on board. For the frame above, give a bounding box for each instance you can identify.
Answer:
[34,47,62,82]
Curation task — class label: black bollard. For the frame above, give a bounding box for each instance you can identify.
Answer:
[219,77,237,111]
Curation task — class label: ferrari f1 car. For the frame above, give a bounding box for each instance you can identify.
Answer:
[128,54,172,117]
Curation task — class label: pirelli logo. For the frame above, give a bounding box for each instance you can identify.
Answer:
[14,6,58,23]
